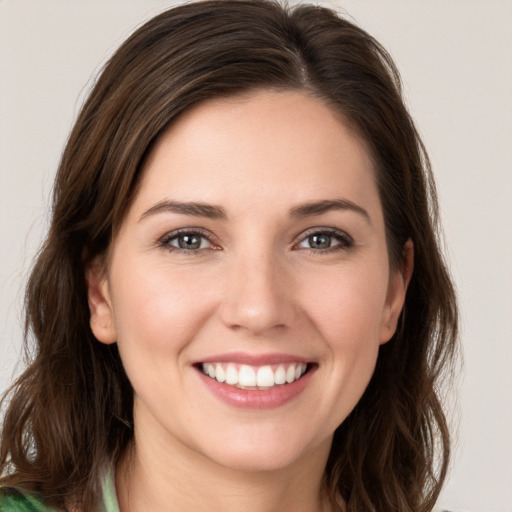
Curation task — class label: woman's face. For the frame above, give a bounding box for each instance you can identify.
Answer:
[88,90,409,473]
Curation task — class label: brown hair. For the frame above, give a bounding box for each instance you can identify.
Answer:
[0,1,458,510]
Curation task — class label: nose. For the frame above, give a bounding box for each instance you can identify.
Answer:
[218,249,297,336]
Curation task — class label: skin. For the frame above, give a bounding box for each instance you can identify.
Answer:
[87,90,412,512]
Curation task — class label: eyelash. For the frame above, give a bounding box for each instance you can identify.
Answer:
[157,227,353,255]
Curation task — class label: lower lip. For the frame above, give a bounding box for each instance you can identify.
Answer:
[197,367,315,409]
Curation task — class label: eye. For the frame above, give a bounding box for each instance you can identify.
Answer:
[159,230,217,253]
[295,229,353,252]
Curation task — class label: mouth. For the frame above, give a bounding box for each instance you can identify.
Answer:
[198,362,311,390]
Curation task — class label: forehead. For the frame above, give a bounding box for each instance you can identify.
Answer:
[130,90,381,221]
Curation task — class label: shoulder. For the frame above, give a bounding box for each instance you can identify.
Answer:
[0,487,56,512]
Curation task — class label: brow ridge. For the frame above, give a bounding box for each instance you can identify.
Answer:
[289,199,371,223]
[139,200,227,221]
[140,198,370,223]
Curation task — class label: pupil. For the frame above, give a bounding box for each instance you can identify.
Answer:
[179,234,201,250]
[309,234,331,249]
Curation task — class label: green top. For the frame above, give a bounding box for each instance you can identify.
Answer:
[0,471,120,512]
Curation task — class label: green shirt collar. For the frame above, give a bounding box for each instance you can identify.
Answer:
[0,469,120,512]
[101,468,121,512]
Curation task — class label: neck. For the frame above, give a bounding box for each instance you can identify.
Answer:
[116,417,334,512]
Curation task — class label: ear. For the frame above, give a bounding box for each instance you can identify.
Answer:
[379,239,414,344]
[86,259,117,345]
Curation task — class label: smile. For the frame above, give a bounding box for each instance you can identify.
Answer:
[201,362,308,390]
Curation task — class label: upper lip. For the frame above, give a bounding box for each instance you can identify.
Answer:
[197,352,312,366]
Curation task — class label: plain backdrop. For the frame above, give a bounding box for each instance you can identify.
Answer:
[1,1,511,511]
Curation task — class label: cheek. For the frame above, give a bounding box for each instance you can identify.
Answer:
[301,263,389,346]
[298,263,388,414]
[109,259,219,357]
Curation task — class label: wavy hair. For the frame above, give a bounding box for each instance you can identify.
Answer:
[0,1,458,510]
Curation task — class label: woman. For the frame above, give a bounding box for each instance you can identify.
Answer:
[0,1,458,511]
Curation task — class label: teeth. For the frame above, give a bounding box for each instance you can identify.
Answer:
[215,364,226,383]
[225,364,238,385]
[285,364,296,383]
[256,366,274,387]
[204,363,216,379]
[239,365,256,387]
[201,362,308,389]
[274,365,286,385]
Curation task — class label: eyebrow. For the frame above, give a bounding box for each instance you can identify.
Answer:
[139,198,370,223]
[139,200,227,221]
[289,199,371,224]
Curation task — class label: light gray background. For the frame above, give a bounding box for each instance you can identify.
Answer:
[1,1,511,511]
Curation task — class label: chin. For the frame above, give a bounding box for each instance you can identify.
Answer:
[194,427,332,474]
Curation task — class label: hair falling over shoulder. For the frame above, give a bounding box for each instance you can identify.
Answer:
[0,1,458,511]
